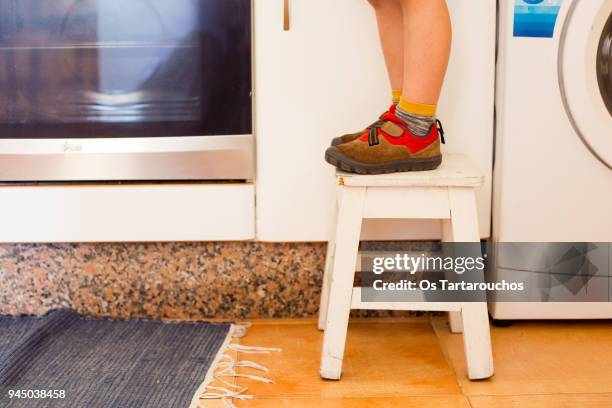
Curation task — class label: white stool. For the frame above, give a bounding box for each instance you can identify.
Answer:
[318,154,494,381]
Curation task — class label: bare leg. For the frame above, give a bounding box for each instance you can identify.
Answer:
[368,0,404,92]
[399,0,452,105]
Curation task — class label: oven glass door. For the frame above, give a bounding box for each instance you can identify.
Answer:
[0,0,252,139]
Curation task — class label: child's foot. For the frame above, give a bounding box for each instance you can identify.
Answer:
[324,112,444,174]
[330,105,397,146]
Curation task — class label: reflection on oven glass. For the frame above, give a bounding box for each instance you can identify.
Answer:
[0,0,252,138]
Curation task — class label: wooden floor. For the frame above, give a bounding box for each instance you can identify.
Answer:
[200,317,612,407]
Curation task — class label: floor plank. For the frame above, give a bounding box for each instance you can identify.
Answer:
[469,393,612,408]
[431,317,612,396]
[243,396,471,407]
[235,320,462,399]
[200,317,612,407]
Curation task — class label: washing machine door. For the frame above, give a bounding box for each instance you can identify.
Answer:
[559,0,612,169]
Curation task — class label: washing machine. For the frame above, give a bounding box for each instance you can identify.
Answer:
[490,0,612,319]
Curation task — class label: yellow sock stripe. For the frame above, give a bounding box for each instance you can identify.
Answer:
[391,90,402,103]
[398,97,437,116]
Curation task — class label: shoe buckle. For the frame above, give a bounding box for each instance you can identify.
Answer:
[436,119,446,144]
[368,126,380,146]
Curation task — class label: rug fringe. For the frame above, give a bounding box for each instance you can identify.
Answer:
[227,344,283,354]
[190,323,282,408]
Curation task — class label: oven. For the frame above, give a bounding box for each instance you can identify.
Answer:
[0,0,253,181]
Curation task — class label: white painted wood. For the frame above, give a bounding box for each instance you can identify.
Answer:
[317,236,334,331]
[359,219,442,241]
[441,217,464,333]
[461,302,495,379]
[318,189,341,331]
[448,187,494,379]
[339,155,483,188]
[255,0,496,242]
[448,188,482,242]
[449,312,464,334]
[351,289,461,312]
[362,187,450,219]
[441,219,453,242]
[320,168,493,380]
[320,187,365,380]
[0,184,255,242]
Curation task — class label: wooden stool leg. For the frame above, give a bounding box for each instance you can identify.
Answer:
[318,233,336,331]
[448,311,464,334]
[318,188,342,331]
[320,186,365,380]
[460,302,494,379]
[441,218,464,333]
[448,187,494,380]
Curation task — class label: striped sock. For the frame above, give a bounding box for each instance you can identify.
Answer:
[392,90,402,105]
[395,98,437,136]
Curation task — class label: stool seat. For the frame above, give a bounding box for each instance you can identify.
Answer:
[319,153,494,382]
[337,154,483,187]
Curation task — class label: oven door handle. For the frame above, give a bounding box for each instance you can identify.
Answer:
[284,0,290,31]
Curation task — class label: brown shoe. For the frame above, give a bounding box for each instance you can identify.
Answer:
[325,113,445,174]
[330,105,397,146]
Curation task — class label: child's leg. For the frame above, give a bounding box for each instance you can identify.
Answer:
[400,0,451,105]
[324,0,450,173]
[394,0,451,136]
[368,0,404,102]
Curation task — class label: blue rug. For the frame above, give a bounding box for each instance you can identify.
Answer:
[0,309,230,408]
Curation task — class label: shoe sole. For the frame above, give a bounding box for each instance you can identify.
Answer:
[325,147,442,174]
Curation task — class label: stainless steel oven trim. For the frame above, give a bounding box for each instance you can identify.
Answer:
[0,134,254,181]
[0,1,256,182]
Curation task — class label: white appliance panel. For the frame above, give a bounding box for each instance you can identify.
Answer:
[255,0,496,241]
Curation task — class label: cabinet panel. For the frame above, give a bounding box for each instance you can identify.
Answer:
[0,184,255,242]
[255,0,495,241]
